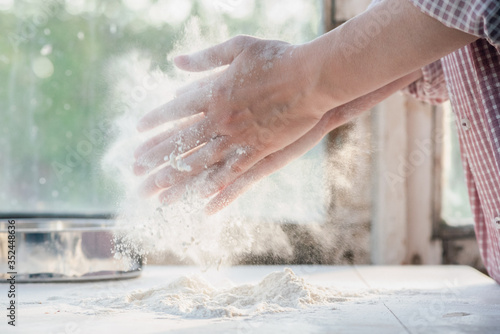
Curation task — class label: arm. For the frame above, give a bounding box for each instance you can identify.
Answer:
[134,0,476,207]
[372,0,500,105]
[302,0,476,107]
[136,70,422,208]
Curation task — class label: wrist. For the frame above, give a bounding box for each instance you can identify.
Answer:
[292,41,343,118]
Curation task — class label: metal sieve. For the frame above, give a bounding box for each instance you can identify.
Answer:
[0,218,142,282]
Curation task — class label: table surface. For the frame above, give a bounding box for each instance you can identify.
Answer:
[1,265,499,334]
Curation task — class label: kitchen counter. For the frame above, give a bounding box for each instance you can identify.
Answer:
[1,265,499,333]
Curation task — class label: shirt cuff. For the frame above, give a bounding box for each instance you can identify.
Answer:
[403,60,449,105]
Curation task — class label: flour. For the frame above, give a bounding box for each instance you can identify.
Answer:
[75,268,357,318]
[101,18,299,269]
[101,16,342,269]
[165,152,192,172]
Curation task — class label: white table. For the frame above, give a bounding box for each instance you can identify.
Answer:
[1,265,499,333]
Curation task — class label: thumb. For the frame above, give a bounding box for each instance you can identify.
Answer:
[174,35,252,72]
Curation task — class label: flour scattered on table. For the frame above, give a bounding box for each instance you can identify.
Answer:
[75,268,360,318]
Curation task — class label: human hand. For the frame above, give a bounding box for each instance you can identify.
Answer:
[134,35,336,203]
[133,0,475,213]
[202,70,423,214]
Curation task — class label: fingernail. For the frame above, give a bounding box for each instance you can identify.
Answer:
[174,55,190,67]
[155,172,172,189]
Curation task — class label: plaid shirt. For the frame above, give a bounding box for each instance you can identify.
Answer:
[405,0,500,284]
[371,0,500,282]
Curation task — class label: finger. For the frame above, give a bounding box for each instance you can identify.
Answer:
[157,166,216,204]
[173,35,252,72]
[137,86,210,132]
[133,120,213,175]
[205,173,255,215]
[175,71,223,97]
[137,143,207,198]
[154,136,230,189]
[197,147,267,199]
[157,147,252,205]
[205,151,288,215]
[137,173,162,197]
[134,114,204,159]
[158,180,190,204]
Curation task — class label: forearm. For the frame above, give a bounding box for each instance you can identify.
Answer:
[291,70,423,151]
[321,69,423,135]
[302,0,477,108]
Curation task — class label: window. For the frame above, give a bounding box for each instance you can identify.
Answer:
[1,0,327,220]
[438,103,479,268]
[440,102,473,226]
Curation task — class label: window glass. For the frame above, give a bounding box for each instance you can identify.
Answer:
[441,102,473,225]
[0,0,327,219]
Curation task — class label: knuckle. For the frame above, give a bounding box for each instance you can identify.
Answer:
[208,173,225,192]
[219,111,237,131]
[230,163,243,174]
[230,150,252,175]
[213,83,229,99]
[220,109,252,135]
[231,35,250,49]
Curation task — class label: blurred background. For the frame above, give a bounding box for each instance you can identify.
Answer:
[0,0,482,271]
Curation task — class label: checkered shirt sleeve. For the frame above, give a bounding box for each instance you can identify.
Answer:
[368,0,500,104]
[409,0,500,47]
[369,0,500,45]
[403,60,449,105]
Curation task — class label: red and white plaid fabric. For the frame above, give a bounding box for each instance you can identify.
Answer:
[404,0,500,283]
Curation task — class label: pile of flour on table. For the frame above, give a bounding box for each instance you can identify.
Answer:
[76,268,360,318]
